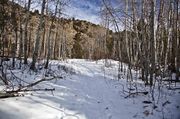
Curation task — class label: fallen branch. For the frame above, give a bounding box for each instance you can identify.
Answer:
[125,91,148,98]
[142,101,152,104]
[6,88,55,93]
[0,93,18,98]
[7,76,62,93]
[162,101,171,107]
[25,76,62,88]
[0,88,55,99]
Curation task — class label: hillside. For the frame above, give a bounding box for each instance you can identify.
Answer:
[0,0,113,60]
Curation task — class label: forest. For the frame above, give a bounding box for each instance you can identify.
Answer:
[0,0,179,119]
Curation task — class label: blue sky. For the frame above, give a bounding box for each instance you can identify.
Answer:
[64,0,102,24]
[21,0,102,25]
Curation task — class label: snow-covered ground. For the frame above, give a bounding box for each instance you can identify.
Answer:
[0,59,179,119]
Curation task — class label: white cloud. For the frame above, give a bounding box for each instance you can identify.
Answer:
[63,0,101,24]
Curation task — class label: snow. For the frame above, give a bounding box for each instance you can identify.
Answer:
[0,59,180,119]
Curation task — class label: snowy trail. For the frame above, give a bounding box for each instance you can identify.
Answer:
[0,59,179,119]
[60,60,121,119]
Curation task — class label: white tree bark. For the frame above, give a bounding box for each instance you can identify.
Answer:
[30,0,46,70]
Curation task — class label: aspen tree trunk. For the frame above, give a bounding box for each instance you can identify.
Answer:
[125,0,129,64]
[30,0,46,70]
[131,0,139,65]
[125,0,132,83]
[64,31,67,60]
[144,0,150,85]
[40,23,46,58]
[28,25,32,57]
[18,20,23,67]
[171,0,177,74]
[104,13,109,66]
[60,29,63,59]
[53,26,59,59]
[156,0,162,64]
[59,28,62,59]
[44,24,53,69]
[149,0,155,86]
[45,0,59,69]
[174,0,179,80]
[158,0,165,65]
[165,1,173,69]
[11,43,16,67]
[24,0,31,64]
